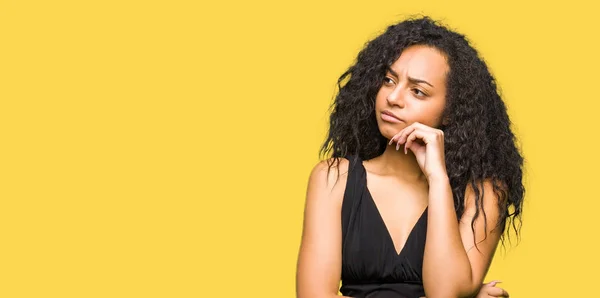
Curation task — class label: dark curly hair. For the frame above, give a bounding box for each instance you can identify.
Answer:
[319,15,525,246]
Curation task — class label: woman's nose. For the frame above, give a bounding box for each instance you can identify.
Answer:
[386,86,405,108]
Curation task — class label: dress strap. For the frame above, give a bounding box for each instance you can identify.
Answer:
[341,154,366,247]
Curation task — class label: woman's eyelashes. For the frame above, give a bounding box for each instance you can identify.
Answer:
[383,75,428,98]
[383,76,395,85]
[412,88,427,97]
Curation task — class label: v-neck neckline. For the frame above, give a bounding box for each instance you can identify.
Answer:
[361,160,428,257]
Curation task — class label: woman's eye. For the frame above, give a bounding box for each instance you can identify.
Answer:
[413,88,426,97]
[383,77,394,84]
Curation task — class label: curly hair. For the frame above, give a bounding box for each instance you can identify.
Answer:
[319,15,525,246]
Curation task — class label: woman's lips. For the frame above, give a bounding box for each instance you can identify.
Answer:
[381,111,403,123]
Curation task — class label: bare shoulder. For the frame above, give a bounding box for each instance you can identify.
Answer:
[463,178,506,214]
[307,157,351,198]
[308,157,350,203]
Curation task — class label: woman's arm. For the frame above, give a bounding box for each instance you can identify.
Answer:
[423,177,503,298]
[390,122,504,298]
[296,158,353,298]
[420,281,510,298]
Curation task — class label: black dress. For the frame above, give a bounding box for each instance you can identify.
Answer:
[340,155,428,298]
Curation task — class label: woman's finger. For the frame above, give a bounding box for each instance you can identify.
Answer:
[411,121,436,132]
[389,130,402,145]
[389,125,410,146]
[404,129,429,154]
[486,285,509,297]
[396,126,416,149]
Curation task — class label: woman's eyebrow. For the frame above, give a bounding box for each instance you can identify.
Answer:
[387,67,434,88]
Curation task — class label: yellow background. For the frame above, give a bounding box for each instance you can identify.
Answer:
[1,0,599,297]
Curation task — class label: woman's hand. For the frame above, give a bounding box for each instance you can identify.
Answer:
[388,122,447,180]
[418,281,509,298]
[476,280,509,297]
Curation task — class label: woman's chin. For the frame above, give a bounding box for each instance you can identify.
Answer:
[378,124,403,139]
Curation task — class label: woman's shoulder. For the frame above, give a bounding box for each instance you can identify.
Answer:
[309,157,351,187]
[306,156,352,205]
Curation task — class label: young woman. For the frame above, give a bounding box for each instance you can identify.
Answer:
[296,16,524,298]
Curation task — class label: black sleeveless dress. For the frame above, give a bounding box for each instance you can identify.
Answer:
[340,155,428,298]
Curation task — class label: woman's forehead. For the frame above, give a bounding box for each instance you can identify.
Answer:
[389,45,449,85]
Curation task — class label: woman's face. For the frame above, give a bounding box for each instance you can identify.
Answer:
[375,44,449,140]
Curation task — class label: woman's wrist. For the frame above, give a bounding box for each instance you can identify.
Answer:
[427,172,449,184]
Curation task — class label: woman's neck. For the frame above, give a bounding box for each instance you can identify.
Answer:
[364,143,428,183]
